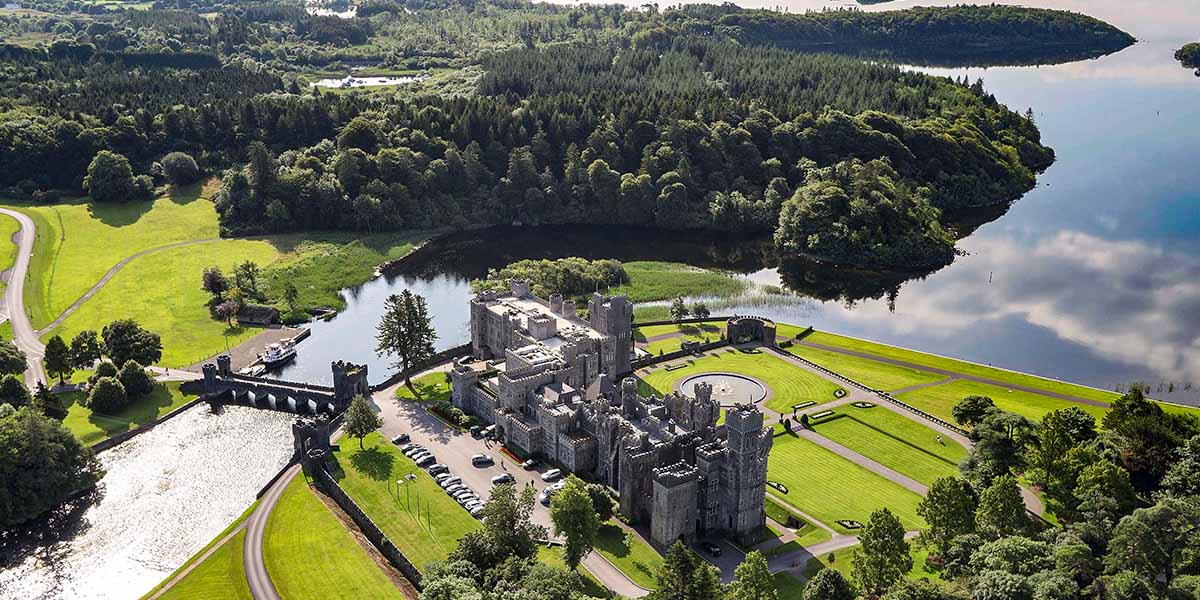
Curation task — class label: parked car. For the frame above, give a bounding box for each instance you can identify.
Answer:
[491,473,515,485]
[469,505,485,518]
[415,455,436,467]
[400,443,418,452]
[540,469,562,482]
[392,433,410,444]
[427,464,449,476]
[440,476,462,489]
[538,489,554,506]
[456,492,478,504]
[434,472,452,482]
[469,425,482,437]
[445,484,465,495]
[402,445,425,457]
[521,459,539,470]
[464,499,482,510]
[410,452,431,463]
[471,454,493,467]
[700,542,722,557]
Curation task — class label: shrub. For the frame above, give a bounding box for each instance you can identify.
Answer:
[89,360,118,385]
[87,377,127,413]
[84,150,136,203]
[160,151,200,185]
[117,360,155,398]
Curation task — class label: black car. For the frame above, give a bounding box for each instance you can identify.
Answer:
[700,542,722,557]
[392,433,411,444]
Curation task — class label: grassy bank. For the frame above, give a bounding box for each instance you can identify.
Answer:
[143,501,257,600]
[784,343,947,392]
[811,408,967,486]
[62,381,196,445]
[897,379,1109,423]
[593,521,664,589]
[264,477,404,599]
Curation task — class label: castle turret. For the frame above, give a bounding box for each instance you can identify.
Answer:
[621,377,640,417]
[723,404,771,545]
[549,294,564,314]
[510,279,531,298]
[588,294,633,376]
[332,361,369,410]
[651,462,700,548]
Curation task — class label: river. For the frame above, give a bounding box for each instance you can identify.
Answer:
[272,0,1200,406]
[0,406,296,600]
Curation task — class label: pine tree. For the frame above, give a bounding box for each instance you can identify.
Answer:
[375,290,438,392]
[43,335,74,385]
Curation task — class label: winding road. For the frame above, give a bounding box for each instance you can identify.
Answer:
[0,208,46,385]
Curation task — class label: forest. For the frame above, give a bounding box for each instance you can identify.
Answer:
[0,0,1134,269]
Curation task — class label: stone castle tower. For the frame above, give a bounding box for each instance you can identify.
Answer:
[723,404,773,545]
[588,292,633,375]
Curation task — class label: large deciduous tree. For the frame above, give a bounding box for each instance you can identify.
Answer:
[951,395,996,427]
[0,407,102,528]
[854,507,912,598]
[669,297,689,322]
[84,150,138,203]
[375,290,437,392]
[201,266,230,301]
[101,319,163,367]
[650,541,725,600]
[1028,407,1096,490]
[976,475,1027,540]
[803,568,855,600]
[918,476,977,556]
[1157,434,1200,500]
[1103,499,1200,592]
[86,376,128,413]
[549,475,600,570]
[117,360,155,398]
[160,151,200,185]
[43,335,74,385]
[344,395,381,449]
[69,330,103,370]
[727,551,777,600]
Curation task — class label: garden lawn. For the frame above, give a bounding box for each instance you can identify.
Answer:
[811,408,966,486]
[330,431,481,572]
[394,372,452,403]
[593,521,664,589]
[785,343,946,392]
[264,477,403,599]
[805,331,1120,404]
[46,239,281,368]
[765,497,832,547]
[536,545,609,598]
[638,348,843,414]
[897,379,1109,424]
[611,261,748,304]
[62,381,196,445]
[634,322,724,341]
[260,231,431,314]
[4,182,222,329]
[767,433,926,534]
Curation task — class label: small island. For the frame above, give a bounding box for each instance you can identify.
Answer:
[1177,42,1200,74]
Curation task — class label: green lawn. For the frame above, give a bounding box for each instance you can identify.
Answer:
[46,239,281,368]
[264,477,404,599]
[0,212,18,285]
[62,381,196,445]
[811,408,966,486]
[896,379,1109,424]
[3,182,222,329]
[638,348,843,414]
[636,322,724,355]
[805,331,1120,404]
[774,323,809,340]
[785,343,946,392]
[394,371,452,403]
[805,543,934,584]
[330,431,481,572]
[767,433,926,534]
[773,572,806,599]
[764,497,832,547]
[610,261,748,304]
[593,521,664,589]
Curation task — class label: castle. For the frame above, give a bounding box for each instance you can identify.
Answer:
[452,280,772,548]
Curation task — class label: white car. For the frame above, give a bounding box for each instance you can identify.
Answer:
[434,472,452,482]
[445,484,465,495]
[540,469,562,482]
[403,446,426,457]
[470,505,485,518]
[440,476,462,489]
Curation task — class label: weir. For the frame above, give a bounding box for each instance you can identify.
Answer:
[201,354,369,415]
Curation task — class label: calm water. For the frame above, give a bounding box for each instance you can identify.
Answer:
[0,406,296,600]
[278,1,1200,404]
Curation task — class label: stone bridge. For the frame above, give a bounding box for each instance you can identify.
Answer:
[201,354,369,415]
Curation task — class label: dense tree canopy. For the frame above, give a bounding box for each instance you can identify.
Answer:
[0,407,103,528]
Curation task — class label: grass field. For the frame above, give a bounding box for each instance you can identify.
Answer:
[330,431,481,572]
[593,521,664,589]
[394,372,452,403]
[805,543,934,584]
[264,477,403,599]
[260,232,431,313]
[0,212,18,287]
[811,408,966,486]
[805,331,1121,404]
[638,348,843,414]
[767,433,926,534]
[3,183,222,329]
[61,381,196,445]
[773,572,806,599]
[47,239,281,367]
[536,545,610,598]
[611,261,748,304]
[764,497,832,547]
[635,322,725,355]
[785,343,946,392]
[896,379,1109,424]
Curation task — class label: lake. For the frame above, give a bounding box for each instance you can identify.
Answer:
[273,0,1200,406]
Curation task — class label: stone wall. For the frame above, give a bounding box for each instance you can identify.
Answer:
[312,465,424,590]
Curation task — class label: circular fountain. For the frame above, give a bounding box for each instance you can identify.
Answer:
[678,372,770,406]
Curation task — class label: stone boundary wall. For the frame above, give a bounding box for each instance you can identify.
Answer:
[631,339,730,371]
[312,465,424,590]
[633,316,730,327]
[767,346,969,437]
[371,343,472,392]
[90,397,207,453]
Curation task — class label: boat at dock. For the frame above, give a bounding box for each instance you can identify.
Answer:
[260,342,297,369]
